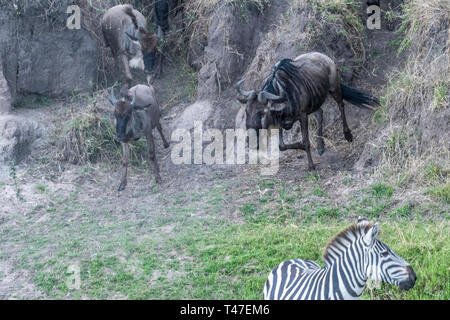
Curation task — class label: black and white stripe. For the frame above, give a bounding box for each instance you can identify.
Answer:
[264,218,416,300]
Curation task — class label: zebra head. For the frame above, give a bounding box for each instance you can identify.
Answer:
[358,217,417,291]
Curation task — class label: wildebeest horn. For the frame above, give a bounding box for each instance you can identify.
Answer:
[258,91,283,104]
[107,87,118,106]
[234,78,254,98]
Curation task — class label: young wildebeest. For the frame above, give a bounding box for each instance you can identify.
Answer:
[101,4,162,84]
[237,52,379,170]
[107,84,170,191]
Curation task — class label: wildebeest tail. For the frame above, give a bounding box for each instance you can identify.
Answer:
[123,4,139,29]
[340,84,380,110]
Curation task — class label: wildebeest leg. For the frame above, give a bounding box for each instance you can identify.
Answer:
[256,129,260,150]
[314,109,325,155]
[118,143,129,191]
[156,122,170,148]
[120,54,133,84]
[146,133,162,183]
[331,91,353,143]
[279,129,287,151]
[157,52,163,79]
[300,113,315,171]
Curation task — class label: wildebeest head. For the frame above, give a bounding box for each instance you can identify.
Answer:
[235,77,288,131]
[126,27,159,75]
[107,88,138,143]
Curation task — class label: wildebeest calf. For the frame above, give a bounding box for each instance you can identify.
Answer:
[107,84,170,190]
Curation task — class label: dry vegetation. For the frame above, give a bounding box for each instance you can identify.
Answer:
[373,0,449,201]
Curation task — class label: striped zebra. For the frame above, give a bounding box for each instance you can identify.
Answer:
[264,217,416,300]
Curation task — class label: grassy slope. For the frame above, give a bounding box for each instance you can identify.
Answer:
[3,173,448,300]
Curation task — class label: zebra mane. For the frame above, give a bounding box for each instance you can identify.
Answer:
[323,222,375,264]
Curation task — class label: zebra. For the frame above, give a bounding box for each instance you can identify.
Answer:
[264,217,416,300]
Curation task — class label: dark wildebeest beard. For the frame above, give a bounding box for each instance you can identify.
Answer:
[262,110,294,130]
[115,106,144,143]
[115,106,146,143]
[115,111,133,143]
[246,109,263,132]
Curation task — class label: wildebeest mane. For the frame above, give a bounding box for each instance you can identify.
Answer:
[273,58,329,116]
[262,73,293,128]
[262,74,277,95]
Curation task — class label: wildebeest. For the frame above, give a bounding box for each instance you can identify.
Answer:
[236,52,379,170]
[155,0,185,39]
[101,4,162,84]
[107,84,170,190]
[235,76,325,154]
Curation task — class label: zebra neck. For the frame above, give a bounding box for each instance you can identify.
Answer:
[323,246,368,299]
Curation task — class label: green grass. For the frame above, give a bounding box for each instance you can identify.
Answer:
[4,175,448,300]
[426,182,450,204]
[371,182,394,199]
[2,166,448,300]
[423,162,445,184]
[432,81,448,109]
[27,216,448,299]
[34,182,49,194]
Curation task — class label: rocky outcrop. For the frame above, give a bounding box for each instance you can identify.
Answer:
[0,115,42,164]
[0,0,98,99]
[197,1,291,100]
[0,63,11,114]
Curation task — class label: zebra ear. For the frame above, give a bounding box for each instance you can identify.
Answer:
[363,223,379,246]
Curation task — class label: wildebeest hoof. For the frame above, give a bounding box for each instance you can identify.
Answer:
[118,184,126,191]
[164,142,170,149]
[344,131,353,143]
[155,175,162,184]
[308,165,316,171]
[279,145,287,151]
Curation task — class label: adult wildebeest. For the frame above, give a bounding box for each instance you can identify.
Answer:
[235,76,325,154]
[236,52,379,170]
[155,0,184,39]
[107,84,170,190]
[101,4,162,85]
